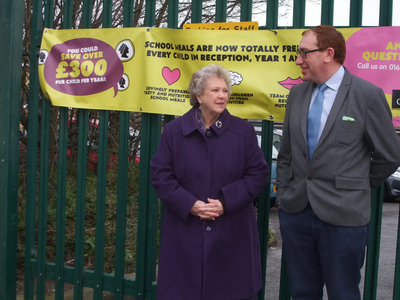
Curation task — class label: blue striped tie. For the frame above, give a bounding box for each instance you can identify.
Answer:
[307,84,328,161]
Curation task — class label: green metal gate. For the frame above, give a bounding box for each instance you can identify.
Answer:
[1,0,400,299]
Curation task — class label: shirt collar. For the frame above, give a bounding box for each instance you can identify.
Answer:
[324,65,345,91]
[181,107,231,136]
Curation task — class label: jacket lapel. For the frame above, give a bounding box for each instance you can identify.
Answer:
[317,69,352,148]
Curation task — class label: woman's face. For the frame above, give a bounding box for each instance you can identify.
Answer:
[197,77,229,117]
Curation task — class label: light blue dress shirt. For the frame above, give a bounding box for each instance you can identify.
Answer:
[309,65,345,140]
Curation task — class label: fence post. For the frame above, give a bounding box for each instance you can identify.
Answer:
[0,0,24,299]
[364,186,384,300]
[393,204,400,299]
[276,2,307,299]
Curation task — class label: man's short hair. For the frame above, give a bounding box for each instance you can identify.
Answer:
[303,25,346,65]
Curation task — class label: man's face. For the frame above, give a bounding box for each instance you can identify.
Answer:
[296,32,327,84]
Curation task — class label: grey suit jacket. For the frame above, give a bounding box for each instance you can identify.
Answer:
[276,68,400,226]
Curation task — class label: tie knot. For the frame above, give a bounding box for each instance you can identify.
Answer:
[319,83,328,92]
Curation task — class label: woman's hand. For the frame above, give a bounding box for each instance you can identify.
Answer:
[190,199,224,220]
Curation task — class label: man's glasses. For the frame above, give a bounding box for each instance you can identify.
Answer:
[296,48,326,59]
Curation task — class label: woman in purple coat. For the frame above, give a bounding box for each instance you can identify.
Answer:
[151,64,269,300]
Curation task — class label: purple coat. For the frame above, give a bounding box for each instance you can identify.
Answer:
[151,108,269,300]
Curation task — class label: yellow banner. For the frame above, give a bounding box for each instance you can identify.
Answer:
[38,26,400,123]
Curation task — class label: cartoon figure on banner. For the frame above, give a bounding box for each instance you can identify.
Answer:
[229,71,243,86]
[118,74,129,91]
[162,67,181,85]
[278,77,304,90]
[116,40,134,61]
[39,50,49,64]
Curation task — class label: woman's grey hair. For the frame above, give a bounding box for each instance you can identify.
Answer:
[188,64,232,107]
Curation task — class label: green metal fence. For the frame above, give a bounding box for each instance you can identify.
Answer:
[0,1,24,300]
[1,0,400,299]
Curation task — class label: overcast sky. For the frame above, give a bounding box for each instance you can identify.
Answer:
[304,0,400,27]
[254,0,400,27]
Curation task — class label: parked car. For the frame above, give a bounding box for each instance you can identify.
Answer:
[252,122,282,207]
[268,129,281,207]
[383,167,400,201]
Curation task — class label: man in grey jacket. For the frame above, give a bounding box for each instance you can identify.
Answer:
[276,25,400,300]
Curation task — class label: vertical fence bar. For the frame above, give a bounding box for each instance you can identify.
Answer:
[265,0,278,28]
[258,120,273,300]
[142,116,162,300]
[135,2,159,299]
[379,0,393,26]
[123,0,134,27]
[279,1,325,299]
[349,0,363,27]
[350,2,384,299]
[81,0,94,29]
[191,0,203,24]
[92,0,113,298]
[364,186,384,300]
[54,106,68,300]
[136,119,162,300]
[393,204,400,299]
[136,112,152,300]
[321,0,334,25]
[168,0,179,28]
[73,0,93,299]
[264,0,292,299]
[36,0,54,297]
[36,96,51,300]
[114,113,130,299]
[54,0,73,298]
[372,9,394,299]
[158,1,180,287]
[293,0,306,29]
[113,0,135,297]
[263,1,281,299]
[73,109,89,300]
[144,0,156,26]
[102,0,113,29]
[391,0,400,274]
[238,0,272,299]
[137,26,163,300]
[24,0,44,298]
[156,4,184,286]
[240,0,252,22]
[93,110,110,299]
[215,0,227,22]
[0,0,24,298]
[278,224,290,299]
